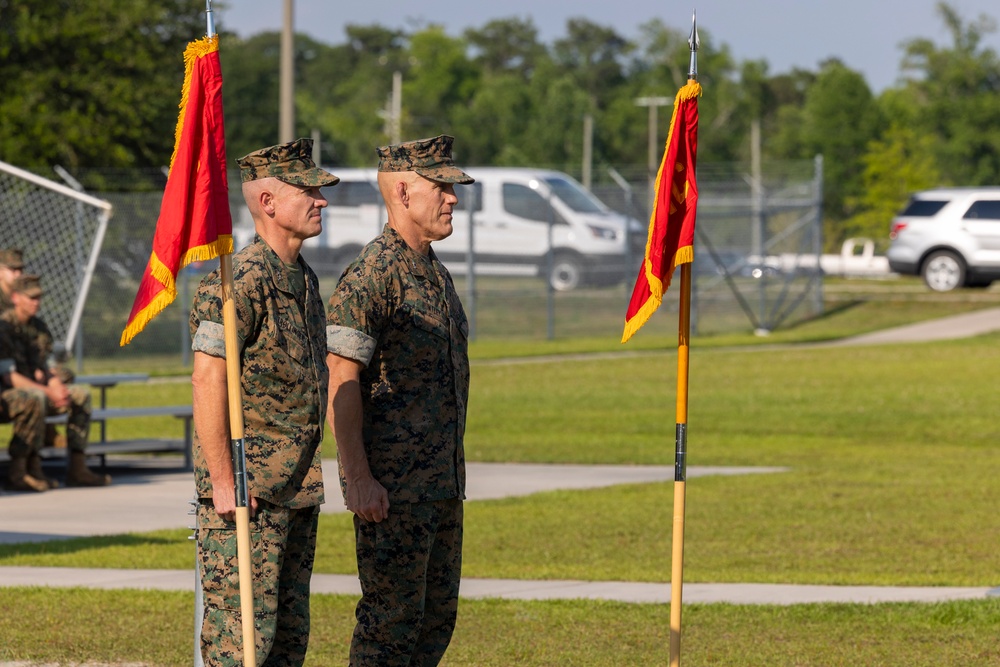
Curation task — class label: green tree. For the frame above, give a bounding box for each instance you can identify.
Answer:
[402,26,480,138]
[464,17,545,76]
[301,25,407,166]
[218,32,282,162]
[799,59,883,236]
[845,124,942,246]
[897,2,1000,186]
[455,18,548,164]
[553,18,630,111]
[0,0,206,171]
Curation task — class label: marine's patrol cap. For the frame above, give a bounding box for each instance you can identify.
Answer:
[0,248,24,270]
[237,138,340,187]
[377,135,474,184]
[11,274,42,298]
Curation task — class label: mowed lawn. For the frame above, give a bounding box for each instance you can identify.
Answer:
[2,297,1000,665]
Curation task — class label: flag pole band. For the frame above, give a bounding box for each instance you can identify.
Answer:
[675,424,688,482]
[231,438,250,507]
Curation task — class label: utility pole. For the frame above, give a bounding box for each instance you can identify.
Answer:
[634,96,670,209]
[378,71,403,143]
[279,0,294,142]
[582,114,593,190]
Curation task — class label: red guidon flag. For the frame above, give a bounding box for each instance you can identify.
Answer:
[621,80,702,344]
[120,35,233,346]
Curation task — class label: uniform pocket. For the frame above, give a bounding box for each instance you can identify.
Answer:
[409,309,449,341]
[197,504,263,612]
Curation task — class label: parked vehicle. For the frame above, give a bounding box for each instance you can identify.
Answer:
[233,167,644,290]
[887,187,1000,291]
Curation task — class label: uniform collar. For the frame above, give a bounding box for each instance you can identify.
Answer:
[383,225,439,281]
[252,234,302,293]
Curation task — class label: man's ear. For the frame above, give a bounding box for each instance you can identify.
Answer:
[395,180,409,207]
[259,188,276,216]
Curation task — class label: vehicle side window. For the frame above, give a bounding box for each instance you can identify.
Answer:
[502,183,567,224]
[963,200,1000,221]
[503,183,549,222]
[901,200,948,216]
[455,183,483,212]
[325,181,381,207]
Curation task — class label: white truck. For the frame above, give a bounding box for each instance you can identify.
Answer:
[235,167,643,290]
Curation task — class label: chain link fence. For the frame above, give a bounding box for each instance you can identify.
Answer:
[1,159,823,371]
[0,160,112,361]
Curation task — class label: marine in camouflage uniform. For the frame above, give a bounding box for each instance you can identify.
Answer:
[0,249,71,449]
[0,248,24,315]
[0,275,106,489]
[327,135,472,667]
[190,138,338,667]
[0,336,47,493]
[0,249,46,492]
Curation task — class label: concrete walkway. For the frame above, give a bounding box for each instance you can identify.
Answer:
[0,565,992,606]
[822,306,1000,346]
[1,461,996,605]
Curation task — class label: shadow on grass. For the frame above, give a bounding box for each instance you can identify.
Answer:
[0,532,181,558]
[781,299,864,331]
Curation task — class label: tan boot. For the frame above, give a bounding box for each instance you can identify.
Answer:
[27,453,59,489]
[66,451,111,487]
[6,457,48,492]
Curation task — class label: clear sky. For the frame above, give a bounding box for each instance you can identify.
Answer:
[214,0,1000,92]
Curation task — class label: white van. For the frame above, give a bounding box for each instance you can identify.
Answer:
[274,167,643,290]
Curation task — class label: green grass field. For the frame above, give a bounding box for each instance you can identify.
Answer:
[2,285,1000,665]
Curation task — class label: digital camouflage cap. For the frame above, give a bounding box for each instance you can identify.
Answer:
[237,138,340,187]
[377,135,474,184]
[0,248,24,269]
[12,274,42,297]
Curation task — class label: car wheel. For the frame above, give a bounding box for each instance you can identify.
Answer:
[548,254,583,291]
[921,251,965,292]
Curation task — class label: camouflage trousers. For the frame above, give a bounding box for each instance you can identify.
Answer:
[351,497,463,667]
[197,500,319,667]
[46,384,91,453]
[0,387,45,459]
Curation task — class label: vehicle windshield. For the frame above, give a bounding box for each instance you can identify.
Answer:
[543,176,607,214]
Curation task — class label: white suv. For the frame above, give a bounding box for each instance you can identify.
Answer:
[887,187,1000,291]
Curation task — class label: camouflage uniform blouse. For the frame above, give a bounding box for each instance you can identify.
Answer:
[190,236,328,508]
[327,225,470,505]
[0,310,49,381]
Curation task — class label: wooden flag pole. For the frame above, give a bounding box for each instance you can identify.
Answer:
[671,17,700,666]
[670,263,692,667]
[220,254,258,667]
[205,5,255,666]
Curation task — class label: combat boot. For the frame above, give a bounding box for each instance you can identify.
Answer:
[66,451,111,487]
[27,453,59,489]
[6,457,48,492]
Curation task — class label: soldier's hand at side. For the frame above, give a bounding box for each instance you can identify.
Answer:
[347,475,390,523]
[212,485,259,522]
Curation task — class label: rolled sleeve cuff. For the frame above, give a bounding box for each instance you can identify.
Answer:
[327,325,376,366]
[191,321,228,358]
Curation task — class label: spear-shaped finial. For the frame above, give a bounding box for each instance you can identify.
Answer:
[206,0,216,38]
[688,11,700,81]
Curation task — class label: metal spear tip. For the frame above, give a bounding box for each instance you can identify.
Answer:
[688,10,700,80]
[688,11,700,52]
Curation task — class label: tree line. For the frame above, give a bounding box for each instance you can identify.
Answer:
[2,1,999,248]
